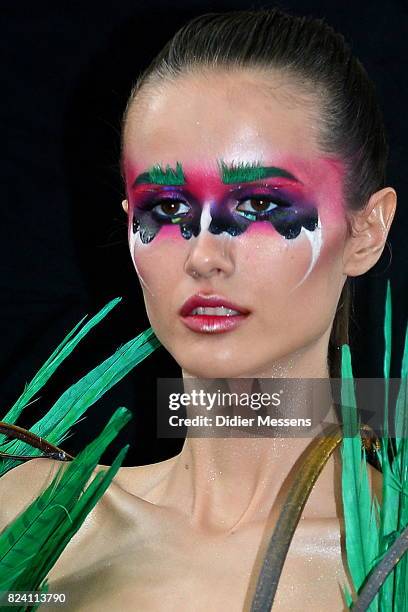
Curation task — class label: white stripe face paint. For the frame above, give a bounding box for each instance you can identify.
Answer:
[128,201,217,297]
[128,219,156,297]
[130,202,322,297]
[198,201,234,256]
[199,202,212,233]
[290,212,323,292]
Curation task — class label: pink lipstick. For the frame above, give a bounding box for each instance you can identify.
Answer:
[179,294,250,334]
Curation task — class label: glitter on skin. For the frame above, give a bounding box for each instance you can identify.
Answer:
[124,155,348,302]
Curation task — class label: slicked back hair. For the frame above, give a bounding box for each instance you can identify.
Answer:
[122,8,389,378]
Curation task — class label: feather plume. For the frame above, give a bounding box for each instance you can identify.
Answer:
[0,298,121,438]
[0,303,160,475]
[0,300,161,610]
[0,407,131,611]
[340,343,380,610]
[341,280,408,610]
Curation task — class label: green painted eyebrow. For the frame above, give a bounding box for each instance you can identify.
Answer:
[132,160,298,187]
[217,160,297,184]
[133,162,185,186]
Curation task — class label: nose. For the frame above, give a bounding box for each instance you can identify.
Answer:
[184,224,235,280]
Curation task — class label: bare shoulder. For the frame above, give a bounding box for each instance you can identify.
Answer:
[0,458,65,531]
[0,451,178,523]
[46,455,179,584]
[0,454,178,585]
[111,453,178,499]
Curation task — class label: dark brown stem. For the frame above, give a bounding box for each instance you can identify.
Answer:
[352,524,408,611]
[0,421,74,462]
[249,424,343,612]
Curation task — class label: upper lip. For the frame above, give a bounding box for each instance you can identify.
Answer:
[179,294,250,316]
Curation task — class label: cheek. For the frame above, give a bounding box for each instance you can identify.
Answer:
[129,226,188,294]
[128,202,347,328]
[237,216,347,315]
[234,224,306,285]
[236,215,342,284]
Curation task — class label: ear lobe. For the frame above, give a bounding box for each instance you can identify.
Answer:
[343,187,397,277]
[122,199,129,213]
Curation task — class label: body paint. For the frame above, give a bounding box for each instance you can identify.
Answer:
[134,161,185,186]
[290,214,323,290]
[125,158,343,289]
[130,161,318,244]
[131,192,318,244]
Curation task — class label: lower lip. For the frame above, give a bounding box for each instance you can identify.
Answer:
[180,313,249,333]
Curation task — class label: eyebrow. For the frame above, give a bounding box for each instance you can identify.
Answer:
[132,160,299,187]
[133,162,185,186]
[218,160,298,184]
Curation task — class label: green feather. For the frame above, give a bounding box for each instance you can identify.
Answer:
[383,280,392,381]
[0,300,160,609]
[340,344,380,610]
[342,280,408,610]
[0,298,121,442]
[377,281,396,608]
[390,316,408,610]
[0,407,131,611]
[0,318,160,475]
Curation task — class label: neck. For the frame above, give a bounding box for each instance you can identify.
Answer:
[158,337,341,532]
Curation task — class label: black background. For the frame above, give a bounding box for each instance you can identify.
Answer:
[1,1,407,465]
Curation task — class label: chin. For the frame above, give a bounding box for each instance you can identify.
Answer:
[178,357,258,379]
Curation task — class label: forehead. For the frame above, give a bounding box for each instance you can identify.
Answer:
[123,68,322,169]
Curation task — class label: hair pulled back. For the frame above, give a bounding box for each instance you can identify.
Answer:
[122,8,389,377]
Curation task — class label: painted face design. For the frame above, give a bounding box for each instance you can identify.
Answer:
[131,160,319,240]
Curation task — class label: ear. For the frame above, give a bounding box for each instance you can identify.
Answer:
[122,199,129,213]
[343,187,397,277]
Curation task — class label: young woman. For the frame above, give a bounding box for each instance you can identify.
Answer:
[0,8,396,611]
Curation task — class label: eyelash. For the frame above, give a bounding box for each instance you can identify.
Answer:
[141,195,291,220]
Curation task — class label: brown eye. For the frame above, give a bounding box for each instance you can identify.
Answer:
[161,201,181,215]
[249,198,275,212]
[236,197,279,217]
[153,199,190,218]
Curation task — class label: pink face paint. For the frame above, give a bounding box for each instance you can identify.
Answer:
[127,163,318,244]
[124,155,347,286]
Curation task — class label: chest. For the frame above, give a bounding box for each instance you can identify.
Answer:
[45,511,350,612]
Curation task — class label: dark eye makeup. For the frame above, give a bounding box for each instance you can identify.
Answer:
[130,182,318,244]
[133,187,294,224]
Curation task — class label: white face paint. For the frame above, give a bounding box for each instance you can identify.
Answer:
[129,196,323,298]
[290,212,323,292]
[129,197,237,300]
[121,65,352,380]
[199,202,212,233]
[128,217,156,297]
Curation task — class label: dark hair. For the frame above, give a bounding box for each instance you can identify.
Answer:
[121,8,389,377]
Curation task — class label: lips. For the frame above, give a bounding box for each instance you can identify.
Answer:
[179,294,250,317]
[179,294,250,334]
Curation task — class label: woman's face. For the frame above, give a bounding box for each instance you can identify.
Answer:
[122,69,349,377]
